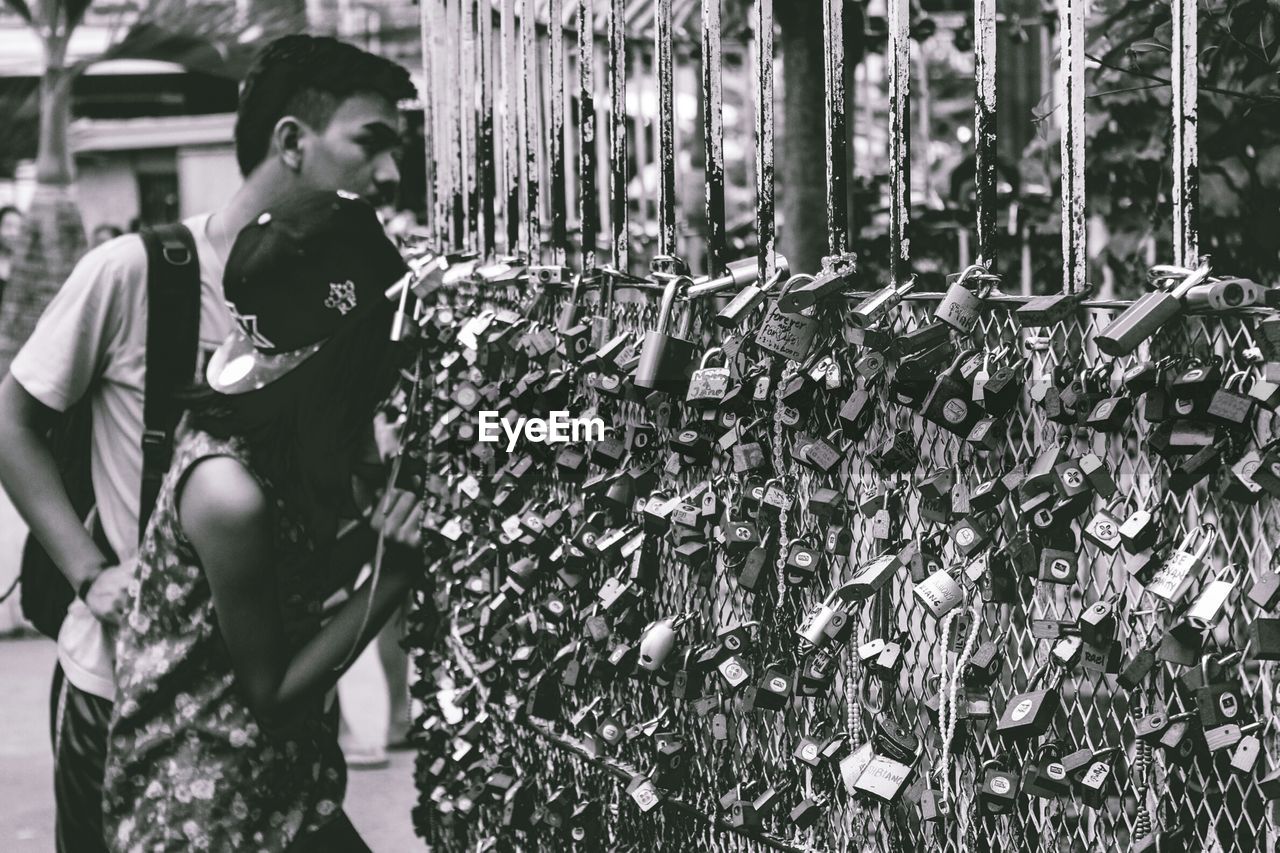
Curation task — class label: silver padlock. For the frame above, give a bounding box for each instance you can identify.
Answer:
[935,265,998,334]
[1146,523,1217,605]
[796,579,862,651]
[840,742,876,795]
[913,567,964,618]
[638,612,694,671]
[852,754,916,803]
[1185,565,1240,629]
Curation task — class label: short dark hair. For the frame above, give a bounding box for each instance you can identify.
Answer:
[234,35,417,177]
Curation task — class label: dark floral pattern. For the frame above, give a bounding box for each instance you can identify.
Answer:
[104,430,345,852]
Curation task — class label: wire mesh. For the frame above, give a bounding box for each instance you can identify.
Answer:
[405,279,1280,852]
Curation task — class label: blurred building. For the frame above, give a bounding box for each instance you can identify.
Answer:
[0,0,423,235]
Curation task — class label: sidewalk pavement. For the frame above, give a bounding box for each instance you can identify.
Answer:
[0,634,421,852]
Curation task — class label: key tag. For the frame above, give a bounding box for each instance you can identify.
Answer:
[1146,523,1217,605]
[935,264,998,334]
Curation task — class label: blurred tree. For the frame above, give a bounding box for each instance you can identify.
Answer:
[0,0,301,376]
[1029,0,1280,291]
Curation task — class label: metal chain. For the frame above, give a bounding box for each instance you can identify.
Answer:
[773,360,798,602]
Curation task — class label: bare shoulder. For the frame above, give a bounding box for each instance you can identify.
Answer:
[178,455,270,539]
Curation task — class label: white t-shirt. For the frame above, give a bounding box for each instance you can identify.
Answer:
[11,213,230,700]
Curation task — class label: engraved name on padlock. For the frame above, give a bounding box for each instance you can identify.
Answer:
[913,569,964,618]
[1147,524,1216,604]
[840,742,875,794]
[853,755,914,803]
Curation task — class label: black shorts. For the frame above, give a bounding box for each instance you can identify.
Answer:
[50,662,113,853]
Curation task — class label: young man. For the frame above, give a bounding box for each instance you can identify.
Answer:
[0,35,415,852]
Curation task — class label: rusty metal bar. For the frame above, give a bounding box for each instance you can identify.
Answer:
[447,0,464,247]
[1172,0,1199,267]
[752,0,776,284]
[501,0,520,252]
[974,0,997,270]
[461,0,477,249]
[608,0,628,270]
[887,0,910,285]
[549,0,567,262]
[578,0,598,268]
[419,0,437,245]
[521,0,541,259]
[700,0,725,274]
[656,0,676,256]
[478,0,496,255]
[822,0,848,257]
[1059,0,1086,293]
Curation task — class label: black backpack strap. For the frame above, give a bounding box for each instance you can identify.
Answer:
[139,224,201,543]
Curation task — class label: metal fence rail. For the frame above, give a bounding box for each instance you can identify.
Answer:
[404,2,1280,851]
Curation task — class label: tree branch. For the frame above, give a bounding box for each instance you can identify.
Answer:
[1086,51,1280,104]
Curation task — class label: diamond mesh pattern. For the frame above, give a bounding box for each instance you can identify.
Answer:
[408,283,1280,853]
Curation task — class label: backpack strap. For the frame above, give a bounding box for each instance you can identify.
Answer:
[139,224,201,543]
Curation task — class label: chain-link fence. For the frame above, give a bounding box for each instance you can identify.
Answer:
[405,274,1280,852]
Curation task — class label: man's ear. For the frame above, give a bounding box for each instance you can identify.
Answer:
[271,116,306,172]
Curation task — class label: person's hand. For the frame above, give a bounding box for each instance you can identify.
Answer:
[84,560,135,625]
[369,488,423,570]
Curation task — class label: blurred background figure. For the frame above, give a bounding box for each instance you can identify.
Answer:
[90,223,124,248]
[0,205,24,297]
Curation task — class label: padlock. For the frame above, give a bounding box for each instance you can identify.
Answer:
[1118,500,1161,552]
[1078,752,1117,809]
[1096,262,1211,356]
[1184,566,1239,630]
[797,579,863,651]
[685,347,731,407]
[715,264,789,327]
[1024,743,1071,798]
[754,274,820,362]
[935,265,996,334]
[1077,598,1118,648]
[1082,498,1127,552]
[849,275,915,328]
[1038,547,1079,585]
[1230,721,1268,773]
[1118,646,1158,690]
[633,275,696,393]
[853,754,916,804]
[1156,620,1204,666]
[997,665,1062,741]
[1146,523,1216,605]
[636,612,694,671]
[913,567,964,619]
[977,758,1020,815]
[922,350,983,437]
[784,538,825,587]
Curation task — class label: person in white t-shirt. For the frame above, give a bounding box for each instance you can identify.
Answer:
[0,35,415,853]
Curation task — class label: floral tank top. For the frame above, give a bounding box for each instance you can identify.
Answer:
[104,430,345,852]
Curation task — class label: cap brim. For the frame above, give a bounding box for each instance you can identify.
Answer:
[207,325,326,396]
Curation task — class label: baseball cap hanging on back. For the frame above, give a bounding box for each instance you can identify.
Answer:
[208,189,410,395]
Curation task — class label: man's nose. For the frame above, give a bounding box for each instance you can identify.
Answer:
[372,151,400,199]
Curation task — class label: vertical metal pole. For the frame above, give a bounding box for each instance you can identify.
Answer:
[752,0,776,283]
[1171,0,1198,267]
[419,0,437,245]
[578,0,598,268]
[974,0,997,269]
[549,0,567,263]
[823,0,848,257]
[701,0,725,274]
[521,0,541,259]
[460,0,476,249]
[887,0,910,285]
[656,0,676,257]
[608,0,628,270]
[501,0,520,253]
[447,0,464,247]
[478,0,496,256]
[1058,0,1086,293]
